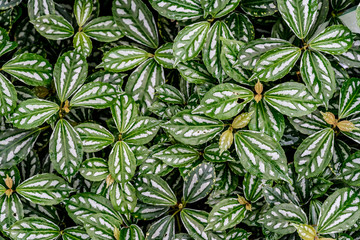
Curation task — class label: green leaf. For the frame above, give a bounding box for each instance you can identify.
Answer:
[75,123,114,153]
[163,110,224,145]
[241,0,277,17]
[226,228,250,240]
[202,0,231,18]
[82,16,123,42]
[73,32,92,57]
[119,224,144,240]
[300,50,336,107]
[0,28,17,57]
[294,128,334,178]
[153,144,200,167]
[135,174,177,206]
[49,119,83,181]
[10,99,59,129]
[62,226,90,240]
[238,38,292,70]
[79,213,120,240]
[183,163,215,203]
[112,0,159,48]
[192,83,253,120]
[74,0,93,27]
[109,141,136,184]
[177,61,216,84]
[234,130,291,183]
[204,143,234,163]
[341,117,360,144]
[264,82,320,117]
[224,12,254,42]
[27,0,56,21]
[54,51,88,102]
[0,128,40,168]
[243,172,267,203]
[309,25,353,55]
[0,0,21,10]
[214,0,241,18]
[338,78,360,119]
[133,202,169,220]
[206,198,246,231]
[311,177,333,199]
[249,46,301,82]
[110,181,137,215]
[8,217,60,240]
[317,188,360,234]
[31,14,74,40]
[0,194,23,230]
[263,185,300,207]
[289,111,328,135]
[156,84,186,104]
[111,93,138,134]
[263,203,308,234]
[147,215,175,240]
[248,100,285,142]
[79,158,109,181]
[173,21,210,64]
[0,73,17,116]
[2,53,52,86]
[154,43,175,69]
[16,173,73,205]
[340,151,360,186]
[122,117,160,145]
[277,0,319,39]
[149,0,203,20]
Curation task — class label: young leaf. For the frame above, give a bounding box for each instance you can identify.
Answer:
[234,130,291,183]
[0,73,17,116]
[153,144,200,167]
[111,93,138,134]
[112,0,159,48]
[149,0,203,20]
[74,0,93,27]
[341,117,360,144]
[82,16,123,42]
[294,128,334,178]
[338,78,360,119]
[73,32,92,57]
[75,123,114,153]
[147,215,175,240]
[31,14,74,40]
[340,151,360,186]
[80,158,109,181]
[10,99,59,129]
[154,43,175,69]
[49,119,83,181]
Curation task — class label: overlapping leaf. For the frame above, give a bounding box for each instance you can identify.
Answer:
[75,123,114,153]
[31,15,74,40]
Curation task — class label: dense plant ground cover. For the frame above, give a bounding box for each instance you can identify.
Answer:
[1,0,360,239]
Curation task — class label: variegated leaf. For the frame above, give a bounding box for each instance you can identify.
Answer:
[112,0,159,48]
[75,123,114,153]
[154,43,175,69]
[49,119,83,181]
[341,117,360,144]
[173,21,210,64]
[110,181,137,215]
[162,110,224,146]
[83,16,124,42]
[0,0,21,10]
[133,202,169,220]
[192,83,253,120]
[153,144,200,167]
[147,215,175,240]
[63,226,90,240]
[122,117,160,145]
[300,50,336,107]
[234,130,291,183]
[338,78,360,119]
[54,51,88,102]
[80,158,109,181]
[109,141,136,184]
[204,143,234,163]
[73,32,92,57]
[2,53,52,86]
[10,99,59,129]
[119,224,144,240]
[243,172,267,203]
[294,128,334,178]
[226,228,250,240]
[150,0,202,20]
[0,194,23,230]
[224,12,254,42]
[289,111,328,135]
[263,185,300,207]
[241,0,277,17]
[27,0,56,20]
[74,0,93,27]
[214,0,241,18]
[79,213,120,240]
[156,84,186,104]
[111,93,138,133]
[0,73,17,116]
[202,0,230,17]
[177,61,216,84]
[340,151,360,186]
[31,14,74,40]
[264,82,320,117]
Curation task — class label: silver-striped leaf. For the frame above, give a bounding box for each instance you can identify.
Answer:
[149,0,203,20]
[49,119,83,181]
[79,158,109,181]
[74,0,93,27]
[152,144,200,167]
[73,32,92,57]
[263,185,300,207]
[133,202,169,220]
[177,61,216,84]
[204,143,234,163]
[27,0,56,21]
[16,173,73,205]
[243,172,267,203]
[0,194,23,230]
[162,110,224,146]
[82,16,123,42]
[294,128,334,178]
[31,14,74,40]
[0,0,22,10]
[289,111,328,135]
[341,117,360,144]
[111,93,138,134]
[112,0,159,48]
[79,213,120,240]
[119,224,144,240]
[62,226,90,240]
[340,151,360,186]
[241,0,277,17]
[234,130,291,183]
[338,78,360,119]
[202,0,231,18]
[0,73,17,116]
[154,43,175,69]
[214,0,241,18]
[147,215,175,240]
[122,117,160,145]
[224,12,254,42]
[156,84,186,105]
[10,99,59,129]
[75,123,114,153]
[110,181,137,216]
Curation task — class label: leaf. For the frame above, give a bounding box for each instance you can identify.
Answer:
[133,202,169,220]
[224,12,255,42]
[53,51,88,102]
[173,21,210,64]
[112,0,159,48]
[300,50,336,107]
[111,93,138,134]
[243,172,267,203]
[0,39,17,58]
[340,151,360,186]
[108,141,136,184]
[49,119,83,181]
[317,188,360,234]
[206,198,246,231]
[27,0,56,21]
[177,61,216,84]
[234,130,291,183]
[156,84,186,104]
[119,224,144,240]
[79,213,120,240]
[248,100,285,142]
[0,0,21,10]
[214,0,241,18]
[153,144,200,167]
[73,32,92,57]
[162,110,224,145]
[264,82,320,117]
[0,194,23,230]
[238,38,292,70]
[263,203,308,234]
[7,217,60,240]
[135,174,177,206]
[263,185,300,207]
[62,226,90,240]
[82,16,123,42]
[110,181,137,216]
[204,143,234,163]
[341,117,360,144]
[294,128,334,178]
[31,14,74,40]
[249,46,301,82]
[154,43,175,69]
[2,53,52,86]
[10,99,59,129]
[16,173,73,205]
[147,215,175,240]
[0,128,40,169]
[79,158,109,181]
[241,0,277,17]
[192,83,253,120]
[75,123,114,153]
[338,78,360,119]
[289,111,328,135]
[277,0,319,39]
[183,163,215,203]
[0,73,17,116]
[309,25,353,55]
[202,0,231,17]
[149,0,202,20]
[74,0,93,27]
[226,228,250,240]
